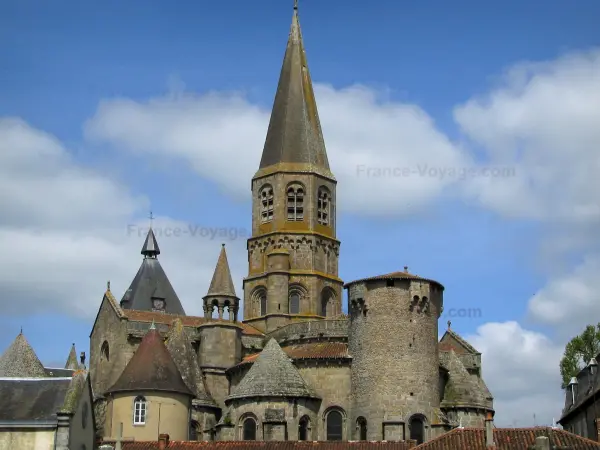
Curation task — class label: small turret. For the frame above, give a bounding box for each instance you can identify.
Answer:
[203,244,239,321]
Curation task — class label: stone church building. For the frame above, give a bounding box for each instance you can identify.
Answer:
[90,2,494,445]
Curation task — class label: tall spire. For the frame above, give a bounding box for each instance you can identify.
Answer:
[258,1,331,173]
[206,244,237,297]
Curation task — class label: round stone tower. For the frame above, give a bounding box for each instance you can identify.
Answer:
[345,267,444,442]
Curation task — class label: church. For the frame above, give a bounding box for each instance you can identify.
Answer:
[89,2,494,445]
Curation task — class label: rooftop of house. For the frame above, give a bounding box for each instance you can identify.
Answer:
[101,440,417,450]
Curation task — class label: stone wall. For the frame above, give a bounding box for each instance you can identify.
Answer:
[266,319,348,344]
[348,279,443,441]
[0,429,56,450]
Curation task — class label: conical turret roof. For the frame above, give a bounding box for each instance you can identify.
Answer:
[258,3,331,176]
[141,227,160,257]
[205,244,237,298]
[0,331,46,377]
[165,319,217,407]
[226,338,319,401]
[105,326,193,396]
[64,343,79,370]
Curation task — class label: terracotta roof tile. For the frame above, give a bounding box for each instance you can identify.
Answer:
[107,441,416,449]
[414,427,600,449]
[239,342,349,366]
[123,310,263,336]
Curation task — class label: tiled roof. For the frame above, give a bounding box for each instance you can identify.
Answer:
[239,342,349,366]
[344,270,444,290]
[105,326,193,396]
[123,310,264,336]
[227,338,319,401]
[0,332,47,377]
[106,441,416,449]
[414,427,600,450]
[0,378,72,423]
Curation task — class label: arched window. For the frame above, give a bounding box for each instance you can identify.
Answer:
[357,417,367,440]
[242,417,257,440]
[260,185,274,223]
[101,341,109,362]
[260,293,267,316]
[289,292,300,314]
[133,396,147,425]
[409,416,425,445]
[320,289,335,317]
[326,410,343,441]
[287,184,304,221]
[317,187,331,226]
[298,416,310,441]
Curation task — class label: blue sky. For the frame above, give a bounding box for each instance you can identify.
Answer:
[1,0,599,426]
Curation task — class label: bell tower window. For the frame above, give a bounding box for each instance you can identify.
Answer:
[260,185,274,223]
[287,184,304,221]
[317,186,330,226]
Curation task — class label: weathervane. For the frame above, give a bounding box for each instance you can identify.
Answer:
[149,210,154,228]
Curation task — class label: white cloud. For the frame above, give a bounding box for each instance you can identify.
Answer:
[84,84,471,217]
[466,321,564,427]
[454,48,600,224]
[0,118,247,319]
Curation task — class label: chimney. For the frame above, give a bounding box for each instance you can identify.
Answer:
[535,436,550,450]
[485,411,495,448]
[80,351,86,367]
[158,433,170,450]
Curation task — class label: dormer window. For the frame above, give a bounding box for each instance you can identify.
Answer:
[287,184,304,221]
[317,186,330,226]
[152,298,165,312]
[260,185,274,223]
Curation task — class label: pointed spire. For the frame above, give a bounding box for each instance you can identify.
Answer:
[206,244,237,297]
[65,343,79,370]
[141,226,160,258]
[227,338,319,401]
[258,1,331,173]
[105,325,192,396]
[0,332,46,377]
[149,320,156,330]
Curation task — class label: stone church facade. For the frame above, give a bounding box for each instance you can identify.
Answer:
[90,3,494,445]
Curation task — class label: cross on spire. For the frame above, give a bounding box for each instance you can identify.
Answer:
[294,0,298,10]
[149,210,154,227]
[447,320,451,330]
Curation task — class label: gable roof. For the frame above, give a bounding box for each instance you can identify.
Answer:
[414,427,600,450]
[0,332,47,377]
[205,244,237,298]
[439,329,480,355]
[105,325,193,396]
[226,338,319,401]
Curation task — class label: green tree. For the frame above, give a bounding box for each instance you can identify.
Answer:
[560,323,600,388]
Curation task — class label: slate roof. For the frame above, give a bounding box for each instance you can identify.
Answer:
[119,227,186,315]
[104,441,417,450]
[258,4,331,174]
[235,342,350,369]
[226,338,319,401]
[165,318,217,407]
[0,378,72,424]
[0,332,47,377]
[205,244,237,298]
[105,325,193,396]
[413,427,600,449]
[344,268,444,290]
